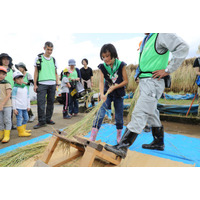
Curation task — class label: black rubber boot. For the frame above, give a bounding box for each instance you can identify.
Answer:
[142,126,164,150]
[104,128,138,159]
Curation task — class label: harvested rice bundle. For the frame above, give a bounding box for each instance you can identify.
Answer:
[0,142,48,167]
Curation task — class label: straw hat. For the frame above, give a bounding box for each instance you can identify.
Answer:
[196,45,200,54]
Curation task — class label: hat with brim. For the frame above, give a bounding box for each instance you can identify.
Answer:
[0,53,13,68]
[63,68,70,73]
[13,71,24,79]
[0,66,7,73]
[15,62,27,71]
[68,59,76,66]
[196,45,200,54]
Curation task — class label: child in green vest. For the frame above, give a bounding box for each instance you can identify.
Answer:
[0,53,16,130]
[0,66,12,143]
[16,62,35,122]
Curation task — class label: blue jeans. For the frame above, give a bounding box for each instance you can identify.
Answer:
[16,109,29,127]
[93,95,124,130]
[69,88,79,115]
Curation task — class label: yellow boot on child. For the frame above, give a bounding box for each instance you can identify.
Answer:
[0,130,4,141]
[22,124,32,133]
[17,126,31,137]
[2,130,11,143]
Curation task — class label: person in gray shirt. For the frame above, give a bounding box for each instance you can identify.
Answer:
[105,33,189,159]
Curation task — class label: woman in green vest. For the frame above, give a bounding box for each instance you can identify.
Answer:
[68,59,81,116]
[16,62,35,122]
[0,53,16,130]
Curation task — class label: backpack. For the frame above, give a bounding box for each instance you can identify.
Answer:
[36,53,56,71]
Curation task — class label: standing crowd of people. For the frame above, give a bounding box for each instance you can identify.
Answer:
[0,33,199,161]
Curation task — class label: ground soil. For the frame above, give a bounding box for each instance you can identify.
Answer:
[1,103,199,167]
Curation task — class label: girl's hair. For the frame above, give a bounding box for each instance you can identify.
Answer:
[82,58,88,65]
[100,44,118,60]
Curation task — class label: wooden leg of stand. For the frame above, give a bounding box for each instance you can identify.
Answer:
[80,146,97,167]
[41,136,60,164]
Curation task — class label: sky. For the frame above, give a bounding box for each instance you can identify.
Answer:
[1,32,200,76]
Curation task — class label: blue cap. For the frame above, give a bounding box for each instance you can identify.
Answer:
[68,59,76,66]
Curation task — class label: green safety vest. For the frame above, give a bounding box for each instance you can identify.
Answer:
[23,73,30,90]
[68,69,78,82]
[5,69,14,88]
[139,33,170,78]
[38,56,56,82]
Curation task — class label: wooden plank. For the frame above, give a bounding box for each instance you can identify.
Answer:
[95,149,121,166]
[80,146,97,167]
[50,150,83,167]
[74,136,103,151]
[41,136,60,164]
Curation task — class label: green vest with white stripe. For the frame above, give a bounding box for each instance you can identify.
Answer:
[38,56,56,82]
[139,33,170,78]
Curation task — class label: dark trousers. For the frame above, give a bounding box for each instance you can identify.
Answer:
[37,84,56,123]
[62,92,69,115]
[69,88,79,115]
[93,95,124,130]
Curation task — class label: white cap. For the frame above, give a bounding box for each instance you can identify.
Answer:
[13,70,24,79]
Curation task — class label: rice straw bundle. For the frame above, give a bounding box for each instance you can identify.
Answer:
[64,92,109,138]
[127,86,140,123]
[0,142,48,167]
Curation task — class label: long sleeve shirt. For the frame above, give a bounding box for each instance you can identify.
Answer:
[156,33,189,73]
[12,86,30,110]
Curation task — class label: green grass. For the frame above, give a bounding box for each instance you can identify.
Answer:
[30,100,37,105]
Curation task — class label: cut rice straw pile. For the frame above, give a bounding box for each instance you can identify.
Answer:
[0,142,48,167]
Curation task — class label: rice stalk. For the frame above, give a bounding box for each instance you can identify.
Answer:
[0,142,48,167]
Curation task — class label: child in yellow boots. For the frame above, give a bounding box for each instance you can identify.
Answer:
[0,66,12,143]
[12,71,31,137]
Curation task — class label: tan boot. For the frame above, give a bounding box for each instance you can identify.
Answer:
[2,130,11,143]
[22,124,32,133]
[0,130,4,141]
[17,126,31,137]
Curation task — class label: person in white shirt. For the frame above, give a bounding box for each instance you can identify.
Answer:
[12,71,31,137]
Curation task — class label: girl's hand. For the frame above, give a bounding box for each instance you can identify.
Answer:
[101,94,107,102]
[108,84,118,94]
[76,78,80,81]
[27,108,30,112]
[14,109,18,115]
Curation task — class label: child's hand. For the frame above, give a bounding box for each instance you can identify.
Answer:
[101,94,107,102]
[108,84,118,94]
[14,109,18,115]
[27,108,30,111]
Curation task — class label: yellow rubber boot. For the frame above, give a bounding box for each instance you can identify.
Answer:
[0,130,4,141]
[17,126,31,137]
[22,124,32,133]
[2,130,11,143]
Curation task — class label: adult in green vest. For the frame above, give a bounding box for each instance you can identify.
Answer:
[15,62,35,122]
[105,33,189,159]
[33,41,59,129]
[0,53,16,130]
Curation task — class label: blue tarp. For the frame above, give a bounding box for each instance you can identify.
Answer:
[123,92,134,99]
[157,103,198,115]
[161,93,197,100]
[85,124,200,167]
